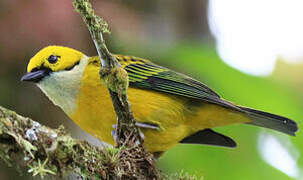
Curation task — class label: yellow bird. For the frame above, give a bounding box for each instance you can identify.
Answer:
[21,46,298,156]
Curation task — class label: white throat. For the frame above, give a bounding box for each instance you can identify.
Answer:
[37,56,89,115]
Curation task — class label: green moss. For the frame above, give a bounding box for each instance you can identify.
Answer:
[100,67,129,94]
[20,139,37,158]
[27,158,56,178]
[72,0,110,34]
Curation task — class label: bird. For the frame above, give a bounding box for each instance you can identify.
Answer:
[21,46,298,157]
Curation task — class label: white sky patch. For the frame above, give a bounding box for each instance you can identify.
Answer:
[208,0,303,76]
[258,132,300,178]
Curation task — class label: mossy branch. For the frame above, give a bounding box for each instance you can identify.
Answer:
[0,106,162,179]
[72,0,160,179]
[72,0,142,147]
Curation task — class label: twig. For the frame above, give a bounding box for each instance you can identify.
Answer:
[72,0,141,148]
[72,0,160,179]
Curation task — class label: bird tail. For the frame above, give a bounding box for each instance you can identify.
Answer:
[238,106,298,136]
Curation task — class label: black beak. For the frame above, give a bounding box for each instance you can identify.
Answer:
[21,69,50,83]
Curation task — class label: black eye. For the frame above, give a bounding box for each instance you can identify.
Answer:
[48,55,59,64]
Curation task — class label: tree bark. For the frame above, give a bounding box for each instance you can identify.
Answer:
[0,105,160,179]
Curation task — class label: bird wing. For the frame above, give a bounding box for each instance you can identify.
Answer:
[114,55,298,136]
[115,55,225,102]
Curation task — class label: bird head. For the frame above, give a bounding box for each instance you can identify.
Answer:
[21,46,90,114]
[21,46,85,83]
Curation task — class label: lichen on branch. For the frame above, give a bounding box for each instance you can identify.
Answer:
[72,0,145,150]
[72,0,113,68]
[0,106,160,179]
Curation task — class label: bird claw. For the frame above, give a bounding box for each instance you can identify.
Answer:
[111,129,118,142]
[111,122,159,142]
[138,128,145,140]
[135,122,159,130]
[111,125,145,142]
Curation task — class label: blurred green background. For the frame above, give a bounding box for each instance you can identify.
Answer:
[0,0,302,179]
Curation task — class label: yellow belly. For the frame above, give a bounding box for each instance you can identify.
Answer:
[70,63,250,153]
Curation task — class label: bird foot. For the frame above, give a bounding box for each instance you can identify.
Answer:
[111,122,159,142]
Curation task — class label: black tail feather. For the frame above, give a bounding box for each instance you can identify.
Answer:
[240,106,298,136]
